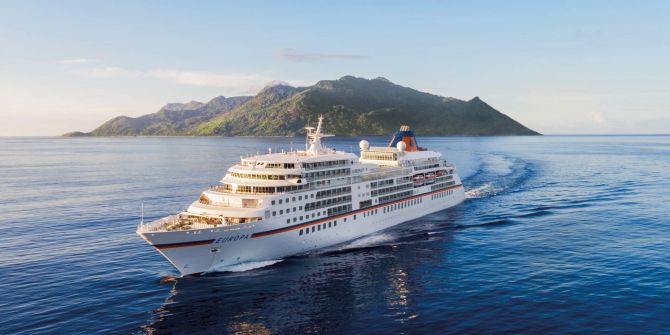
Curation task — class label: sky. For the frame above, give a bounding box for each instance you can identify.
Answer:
[1,0,668,136]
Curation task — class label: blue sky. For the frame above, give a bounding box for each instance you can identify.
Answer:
[1,0,668,135]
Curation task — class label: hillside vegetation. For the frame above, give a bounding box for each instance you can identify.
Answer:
[67,76,539,137]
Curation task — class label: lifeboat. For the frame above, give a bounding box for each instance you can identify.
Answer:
[413,174,425,186]
[436,169,446,177]
[425,172,436,184]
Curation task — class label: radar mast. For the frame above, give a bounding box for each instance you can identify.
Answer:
[305,115,333,155]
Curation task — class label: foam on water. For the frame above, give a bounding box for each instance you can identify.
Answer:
[210,259,284,273]
[332,232,398,251]
[465,182,503,199]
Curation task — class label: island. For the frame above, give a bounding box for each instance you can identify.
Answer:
[65,76,539,137]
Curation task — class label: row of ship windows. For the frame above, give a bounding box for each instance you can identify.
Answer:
[244,160,350,170]
[287,211,325,224]
[272,194,314,206]
[299,220,339,235]
[241,162,296,169]
[304,168,351,179]
[430,181,457,191]
[286,204,353,225]
[305,195,352,211]
[273,206,303,217]
[382,197,423,213]
[229,172,301,180]
[270,199,352,217]
[267,184,350,207]
[361,152,398,161]
[297,197,426,236]
[222,184,306,194]
[280,187,446,225]
[303,160,350,170]
[370,179,394,189]
[371,183,413,197]
[316,186,351,199]
[414,163,442,170]
[379,190,414,203]
[432,189,454,199]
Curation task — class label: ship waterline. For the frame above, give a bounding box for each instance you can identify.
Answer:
[137,118,465,276]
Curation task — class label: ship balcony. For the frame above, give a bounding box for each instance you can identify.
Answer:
[198,191,262,209]
[187,201,266,217]
[353,167,413,182]
[138,214,262,233]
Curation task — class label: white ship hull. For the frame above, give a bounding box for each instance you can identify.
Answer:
[137,120,466,276]
[138,184,464,276]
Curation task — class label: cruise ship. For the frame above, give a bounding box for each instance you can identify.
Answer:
[137,117,465,276]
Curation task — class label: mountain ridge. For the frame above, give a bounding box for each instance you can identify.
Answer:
[66,76,539,137]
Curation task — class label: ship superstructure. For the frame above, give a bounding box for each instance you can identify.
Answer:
[137,117,465,276]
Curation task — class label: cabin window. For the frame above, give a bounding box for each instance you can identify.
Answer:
[272,211,276,216]
[299,229,303,236]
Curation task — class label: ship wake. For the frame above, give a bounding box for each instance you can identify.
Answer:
[210,259,284,273]
[465,182,503,199]
[322,232,399,254]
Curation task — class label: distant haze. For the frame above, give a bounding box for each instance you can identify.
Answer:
[0,1,668,136]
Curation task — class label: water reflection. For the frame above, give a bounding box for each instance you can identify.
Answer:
[141,228,451,334]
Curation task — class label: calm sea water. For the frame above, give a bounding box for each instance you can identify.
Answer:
[1,135,669,334]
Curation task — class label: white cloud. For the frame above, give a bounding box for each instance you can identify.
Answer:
[59,59,311,94]
[276,48,366,62]
[151,70,268,89]
[74,66,139,79]
[150,69,309,93]
[59,58,94,64]
[59,59,138,79]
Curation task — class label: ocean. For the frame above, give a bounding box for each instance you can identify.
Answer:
[1,135,669,334]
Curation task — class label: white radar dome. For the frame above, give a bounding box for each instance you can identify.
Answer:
[396,141,407,151]
[359,140,370,151]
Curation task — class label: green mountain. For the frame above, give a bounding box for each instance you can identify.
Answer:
[68,76,539,136]
[84,96,251,136]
